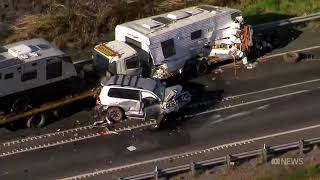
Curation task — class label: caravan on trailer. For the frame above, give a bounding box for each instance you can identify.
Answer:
[0,38,77,113]
[93,5,253,79]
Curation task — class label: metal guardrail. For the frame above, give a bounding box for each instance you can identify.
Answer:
[253,12,320,31]
[120,137,320,180]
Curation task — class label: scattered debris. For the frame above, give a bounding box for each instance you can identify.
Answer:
[127,145,137,152]
[213,114,222,119]
[283,52,300,63]
[245,63,256,69]
[213,68,224,74]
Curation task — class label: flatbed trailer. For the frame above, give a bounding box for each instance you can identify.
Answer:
[0,89,97,128]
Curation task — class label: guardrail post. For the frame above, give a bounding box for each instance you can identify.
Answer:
[154,166,159,180]
[299,140,305,155]
[262,144,269,162]
[226,154,235,168]
[190,162,196,176]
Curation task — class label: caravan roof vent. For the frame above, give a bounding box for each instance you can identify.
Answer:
[8,44,32,57]
[185,8,203,16]
[142,20,163,29]
[167,11,191,20]
[151,16,173,25]
[197,5,222,13]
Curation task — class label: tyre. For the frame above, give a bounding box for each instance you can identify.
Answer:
[26,113,46,128]
[11,97,31,113]
[196,62,208,76]
[106,107,124,122]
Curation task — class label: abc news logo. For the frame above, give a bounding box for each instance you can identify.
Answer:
[271,158,304,165]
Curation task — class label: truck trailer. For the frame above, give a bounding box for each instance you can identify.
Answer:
[0,38,98,128]
[93,5,253,80]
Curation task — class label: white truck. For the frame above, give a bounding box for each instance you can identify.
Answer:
[93,5,253,79]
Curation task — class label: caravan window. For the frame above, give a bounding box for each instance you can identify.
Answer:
[46,61,62,80]
[161,39,176,58]
[0,46,7,53]
[126,56,139,69]
[191,30,202,40]
[21,70,37,82]
[125,37,142,48]
[4,73,13,79]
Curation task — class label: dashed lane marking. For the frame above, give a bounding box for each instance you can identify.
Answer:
[186,90,308,118]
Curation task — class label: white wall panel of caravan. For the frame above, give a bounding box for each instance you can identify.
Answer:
[112,5,249,79]
[0,38,77,100]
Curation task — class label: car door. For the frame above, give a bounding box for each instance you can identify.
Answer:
[108,88,143,117]
[141,91,161,120]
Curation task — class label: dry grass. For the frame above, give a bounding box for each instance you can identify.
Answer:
[5,0,155,59]
[2,0,320,60]
[171,146,320,180]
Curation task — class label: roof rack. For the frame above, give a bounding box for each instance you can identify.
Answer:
[107,75,141,89]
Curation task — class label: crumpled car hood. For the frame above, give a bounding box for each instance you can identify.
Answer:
[164,85,183,102]
[162,85,191,114]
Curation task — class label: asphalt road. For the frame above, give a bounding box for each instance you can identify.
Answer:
[1,51,320,179]
[1,25,320,179]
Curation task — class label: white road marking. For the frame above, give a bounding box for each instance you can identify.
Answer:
[256,104,270,110]
[210,111,250,125]
[188,90,308,118]
[60,123,320,180]
[223,78,320,100]
[210,104,269,125]
[2,125,92,146]
[0,121,157,158]
[258,45,320,60]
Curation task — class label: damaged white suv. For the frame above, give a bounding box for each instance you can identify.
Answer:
[95,75,191,124]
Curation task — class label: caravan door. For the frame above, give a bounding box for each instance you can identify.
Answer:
[21,61,40,91]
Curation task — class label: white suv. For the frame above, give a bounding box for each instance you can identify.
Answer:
[95,75,191,124]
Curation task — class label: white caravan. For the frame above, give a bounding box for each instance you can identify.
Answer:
[0,38,77,112]
[93,5,252,79]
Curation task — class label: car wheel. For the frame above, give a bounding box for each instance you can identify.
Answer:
[196,62,208,76]
[106,107,124,122]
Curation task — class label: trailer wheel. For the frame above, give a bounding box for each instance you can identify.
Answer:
[283,52,300,63]
[27,113,46,128]
[11,97,31,113]
[106,107,124,122]
[196,62,208,76]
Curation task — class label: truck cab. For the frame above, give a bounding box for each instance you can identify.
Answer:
[93,41,142,77]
